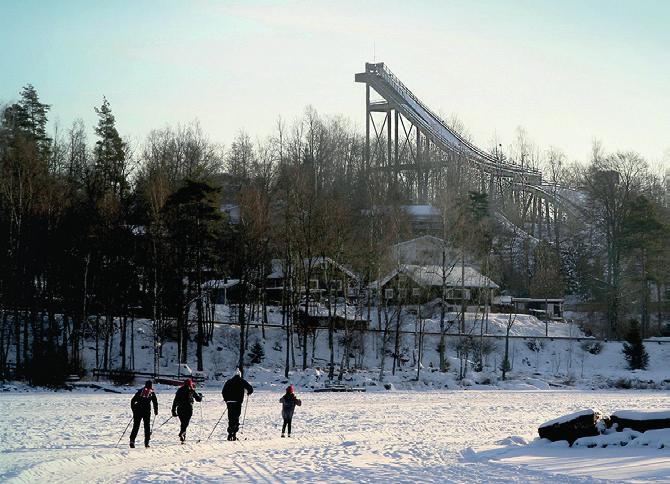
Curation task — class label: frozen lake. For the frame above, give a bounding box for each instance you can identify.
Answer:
[1,388,669,482]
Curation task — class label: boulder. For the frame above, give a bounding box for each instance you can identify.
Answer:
[538,409,601,445]
[610,410,670,433]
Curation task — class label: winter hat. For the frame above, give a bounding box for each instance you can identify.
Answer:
[145,380,153,389]
[185,378,194,389]
[287,385,294,394]
[235,368,242,378]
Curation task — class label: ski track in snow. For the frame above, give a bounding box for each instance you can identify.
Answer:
[1,390,668,483]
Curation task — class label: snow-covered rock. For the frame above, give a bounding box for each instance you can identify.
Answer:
[610,409,670,433]
[538,409,600,444]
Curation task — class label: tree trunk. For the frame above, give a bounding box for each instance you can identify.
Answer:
[439,250,447,372]
[120,314,127,370]
[196,295,204,372]
[238,278,247,376]
[392,300,402,375]
[14,308,20,373]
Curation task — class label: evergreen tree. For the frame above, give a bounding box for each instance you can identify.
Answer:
[164,179,225,370]
[93,97,127,196]
[530,241,564,298]
[18,84,51,153]
[248,340,265,365]
[622,320,649,370]
[621,195,668,336]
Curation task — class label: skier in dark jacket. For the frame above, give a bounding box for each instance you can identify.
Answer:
[279,385,301,437]
[129,380,158,448]
[171,378,203,443]
[221,369,253,441]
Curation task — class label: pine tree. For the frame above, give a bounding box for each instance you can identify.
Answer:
[93,97,127,196]
[164,179,224,371]
[622,320,649,370]
[530,241,565,298]
[248,341,265,365]
[18,84,51,152]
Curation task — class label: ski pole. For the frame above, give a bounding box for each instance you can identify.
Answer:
[195,400,205,443]
[207,405,227,441]
[198,399,204,440]
[150,414,157,436]
[116,417,133,447]
[239,395,250,435]
[158,415,174,429]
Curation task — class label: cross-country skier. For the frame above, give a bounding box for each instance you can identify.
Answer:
[279,385,301,438]
[171,378,203,443]
[129,380,158,448]
[221,369,253,441]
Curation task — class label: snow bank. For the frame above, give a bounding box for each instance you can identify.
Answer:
[573,429,641,448]
[560,428,670,450]
[629,429,670,449]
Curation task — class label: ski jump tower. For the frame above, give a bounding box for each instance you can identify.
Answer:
[355,62,581,241]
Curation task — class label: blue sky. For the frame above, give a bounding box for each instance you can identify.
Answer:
[1,0,668,166]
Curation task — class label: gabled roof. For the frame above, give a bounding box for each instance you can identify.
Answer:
[375,264,498,290]
[202,279,240,289]
[391,234,445,249]
[401,205,441,217]
[267,257,357,281]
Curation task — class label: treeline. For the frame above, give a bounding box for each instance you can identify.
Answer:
[0,85,668,383]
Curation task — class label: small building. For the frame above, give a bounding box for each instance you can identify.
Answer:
[266,257,359,303]
[220,203,240,224]
[390,234,460,266]
[202,279,243,305]
[401,205,443,235]
[494,296,564,321]
[372,264,499,307]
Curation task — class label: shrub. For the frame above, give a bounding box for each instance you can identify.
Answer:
[26,344,70,387]
[622,320,649,370]
[500,357,512,374]
[580,341,603,355]
[248,341,265,365]
[475,338,498,356]
[112,370,136,386]
[526,339,544,352]
[614,377,632,389]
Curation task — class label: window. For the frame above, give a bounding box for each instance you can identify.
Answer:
[412,288,421,298]
[446,288,471,300]
[330,279,343,291]
[384,288,394,300]
[398,288,408,300]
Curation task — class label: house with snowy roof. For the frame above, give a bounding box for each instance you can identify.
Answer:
[202,278,251,305]
[266,257,359,303]
[390,234,462,266]
[371,264,499,307]
[401,205,443,234]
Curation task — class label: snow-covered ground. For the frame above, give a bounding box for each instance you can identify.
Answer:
[59,305,670,393]
[2,388,669,482]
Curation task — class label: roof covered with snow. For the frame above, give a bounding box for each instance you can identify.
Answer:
[267,257,357,281]
[376,264,499,290]
[401,205,441,217]
[202,279,240,289]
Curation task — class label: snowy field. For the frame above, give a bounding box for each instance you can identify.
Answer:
[2,389,669,483]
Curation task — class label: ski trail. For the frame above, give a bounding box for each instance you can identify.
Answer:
[3,390,669,482]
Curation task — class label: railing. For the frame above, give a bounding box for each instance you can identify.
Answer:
[365,62,541,178]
